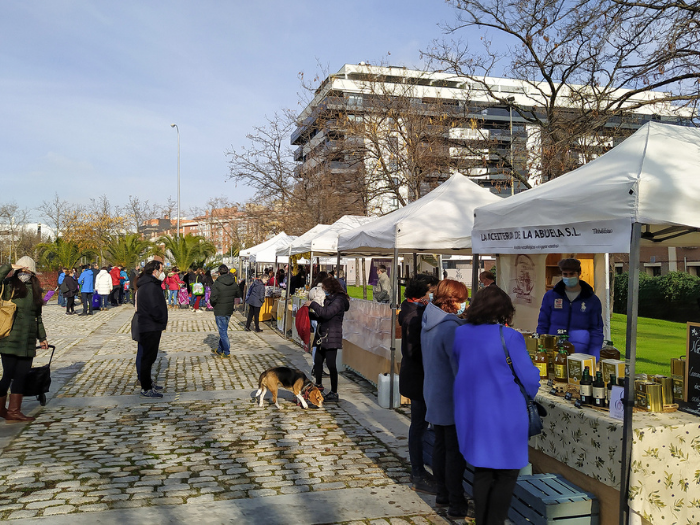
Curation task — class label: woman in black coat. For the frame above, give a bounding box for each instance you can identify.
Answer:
[305,277,349,401]
[63,269,79,315]
[398,274,438,494]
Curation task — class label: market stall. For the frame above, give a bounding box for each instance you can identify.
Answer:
[337,174,502,399]
[275,216,374,354]
[240,233,296,321]
[472,121,700,524]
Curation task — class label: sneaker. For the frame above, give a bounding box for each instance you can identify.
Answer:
[244,327,251,332]
[255,328,263,333]
[314,383,325,392]
[435,495,449,507]
[411,474,437,495]
[152,384,164,391]
[323,391,339,401]
[140,388,163,398]
[221,353,230,358]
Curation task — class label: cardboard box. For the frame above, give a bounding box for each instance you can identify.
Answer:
[567,353,596,385]
[600,359,625,386]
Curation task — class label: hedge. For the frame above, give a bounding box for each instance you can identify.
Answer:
[613,271,700,323]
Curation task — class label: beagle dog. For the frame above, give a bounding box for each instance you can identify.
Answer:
[254,367,324,409]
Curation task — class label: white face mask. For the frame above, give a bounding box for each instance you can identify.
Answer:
[18,272,32,283]
[157,270,166,281]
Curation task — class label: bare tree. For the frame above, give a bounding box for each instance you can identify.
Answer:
[423,0,699,182]
[0,203,30,263]
[156,196,178,221]
[190,197,246,256]
[226,112,298,205]
[122,195,158,234]
[38,193,72,240]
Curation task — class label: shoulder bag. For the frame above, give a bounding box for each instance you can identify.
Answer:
[499,324,546,438]
[0,283,17,339]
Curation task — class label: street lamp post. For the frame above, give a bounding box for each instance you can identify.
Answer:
[170,124,180,238]
[506,96,516,195]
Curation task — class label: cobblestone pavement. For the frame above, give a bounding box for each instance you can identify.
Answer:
[0,303,457,524]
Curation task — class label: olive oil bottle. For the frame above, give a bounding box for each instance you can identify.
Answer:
[607,374,617,405]
[553,349,568,383]
[558,333,575,355]
[534,344,549,380]
[580,367,593,404]
[592,371,606,407]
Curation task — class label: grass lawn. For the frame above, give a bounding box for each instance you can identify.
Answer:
[609,313,687,376]
[347,285,373,301]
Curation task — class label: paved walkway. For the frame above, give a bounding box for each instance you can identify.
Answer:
[0,303,459,524]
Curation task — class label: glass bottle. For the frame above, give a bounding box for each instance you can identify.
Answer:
[580,366,593,404]
[600,340,621,361]
[553,349,568,383]
[607,374,617,405]
[592,371,606,407]
[534,344,549,380]
[558,333,575,355]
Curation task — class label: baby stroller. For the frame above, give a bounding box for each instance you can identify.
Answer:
[23,345,56,406]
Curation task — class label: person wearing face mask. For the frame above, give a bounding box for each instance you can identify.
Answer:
[0,256,49,422]
[307,272,328,377]
[135,260,168,398]
[305,277,350,402]
[479,271,497,289]
[536,258,603,360]
[398,274,439,494]
[420,279,471,519]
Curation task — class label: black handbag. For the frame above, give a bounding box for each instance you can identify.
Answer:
[499,325,546,438]
[23,345,56,406]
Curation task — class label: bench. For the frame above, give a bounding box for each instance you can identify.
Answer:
[423,428,599,524]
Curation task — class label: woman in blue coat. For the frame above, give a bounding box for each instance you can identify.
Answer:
[421,279,470,519]
[453,285,540,525]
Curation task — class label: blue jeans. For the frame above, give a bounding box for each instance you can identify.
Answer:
[215,316,230,355]
[58,289,66,307]
[168,290,178,306]
[408,396,429,476]
[97,294,109,309]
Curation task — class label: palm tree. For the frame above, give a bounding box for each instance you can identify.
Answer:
[36,238,93,270]
[104,234,153,268]
[159,234,216,270]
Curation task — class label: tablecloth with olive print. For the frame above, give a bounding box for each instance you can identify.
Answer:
[530,387,700,524]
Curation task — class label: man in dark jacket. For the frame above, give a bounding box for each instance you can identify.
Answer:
[398,274,438,494]
[210,265,241,357]
[244,274,267,332]
[536,258,603,360]
[135,260,168,398]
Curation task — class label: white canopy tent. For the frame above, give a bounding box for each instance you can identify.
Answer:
[337,174,503,406]
[338,173,502,255]
[472,121,700,523]
[239,232,296,264]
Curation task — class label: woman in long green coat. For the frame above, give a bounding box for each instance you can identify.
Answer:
[0,256,48,423]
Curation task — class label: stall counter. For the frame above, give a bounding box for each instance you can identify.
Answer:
[530,387,700,525]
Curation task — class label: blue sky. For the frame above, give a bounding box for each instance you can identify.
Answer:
[0,1,462,222]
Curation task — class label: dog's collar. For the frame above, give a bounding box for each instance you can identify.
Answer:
[301,381,315,399]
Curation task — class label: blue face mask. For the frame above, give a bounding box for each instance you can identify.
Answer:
[456,302,467,315]
[562,276,579,288]
[324,291,330,297]
[428,293,434,302]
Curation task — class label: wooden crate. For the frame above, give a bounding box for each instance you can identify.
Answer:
[509,474,599,525]
[423,429,598,524]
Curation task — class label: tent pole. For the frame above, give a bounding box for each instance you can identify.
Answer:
[390,243,399,409]
[309,250,314,290]
[471,253,480,301]
[282,246,292,339]
[336,252,341,276]
[604,253,611,340]
[413,253,418,277]
[619,222,641,525]
[438,254,443,279]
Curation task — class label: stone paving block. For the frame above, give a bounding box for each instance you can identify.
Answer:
[9,510,39,519]
[43,504,77,515]
[187,494,214,504]
[26,499,67,509]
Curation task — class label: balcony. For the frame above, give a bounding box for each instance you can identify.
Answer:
[293,146,304,162]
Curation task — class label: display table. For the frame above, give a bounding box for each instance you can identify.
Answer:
[260,297,276,321]
[530,387,700,525]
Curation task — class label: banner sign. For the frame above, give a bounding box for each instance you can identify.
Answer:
[472,219,631,254]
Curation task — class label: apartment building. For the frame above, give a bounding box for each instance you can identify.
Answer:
[292,63,685,215]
